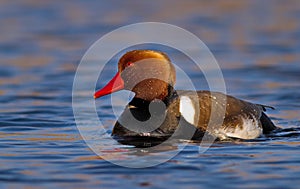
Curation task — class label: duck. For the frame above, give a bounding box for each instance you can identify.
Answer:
[94,50,277,142]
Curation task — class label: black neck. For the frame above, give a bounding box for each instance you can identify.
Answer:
[129,85,178,108]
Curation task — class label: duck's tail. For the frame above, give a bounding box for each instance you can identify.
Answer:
[260,112,277,134]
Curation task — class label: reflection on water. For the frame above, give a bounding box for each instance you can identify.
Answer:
[1,0,300,188]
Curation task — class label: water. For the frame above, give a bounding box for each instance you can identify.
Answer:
[1,0,300,188]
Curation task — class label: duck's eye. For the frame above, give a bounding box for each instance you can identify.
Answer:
[126,62,133,67]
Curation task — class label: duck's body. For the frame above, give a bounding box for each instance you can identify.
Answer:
[94,50,277,141]
[112,90,276,140]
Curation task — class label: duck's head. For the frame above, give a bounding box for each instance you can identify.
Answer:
[94,50,176,101]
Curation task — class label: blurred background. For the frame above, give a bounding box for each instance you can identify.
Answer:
[1,0,300,188]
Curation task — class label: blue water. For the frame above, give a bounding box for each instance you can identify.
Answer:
[1,0,300,188]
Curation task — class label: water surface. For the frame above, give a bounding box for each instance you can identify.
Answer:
[1,0,300,188]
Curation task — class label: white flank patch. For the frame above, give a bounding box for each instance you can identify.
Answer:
[179,96,195,125]
[221,114,262,139]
